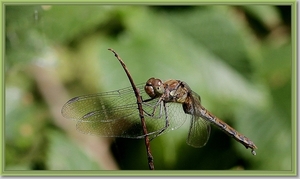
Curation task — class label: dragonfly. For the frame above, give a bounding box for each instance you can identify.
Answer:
[62,77,257,155]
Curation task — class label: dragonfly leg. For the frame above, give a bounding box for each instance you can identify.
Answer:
[149,102,170,142]
[142,98,164,118]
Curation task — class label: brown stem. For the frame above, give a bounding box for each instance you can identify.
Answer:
[108,48,155,170]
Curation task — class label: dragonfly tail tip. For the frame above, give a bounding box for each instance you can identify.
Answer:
[251,149,256,155]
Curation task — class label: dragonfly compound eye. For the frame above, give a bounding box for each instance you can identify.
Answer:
[145,78,164,98]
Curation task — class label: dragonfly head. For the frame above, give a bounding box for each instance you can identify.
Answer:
[145,78,165,98]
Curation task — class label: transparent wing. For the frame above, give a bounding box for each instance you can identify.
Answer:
[62,84,190,138]
[186,116,211,148]
[186,91,211,147]
[146,102,192,138]
[61,84,143,122]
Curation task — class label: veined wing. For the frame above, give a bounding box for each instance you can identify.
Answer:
[186,116,211,147]
[62,84,190,138]
[61,84,145,121]
[186,91,211,147]
[145,101,192,139]
[62,84,148,138]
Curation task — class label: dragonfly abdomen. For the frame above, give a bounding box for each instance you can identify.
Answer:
[199,108,257,155]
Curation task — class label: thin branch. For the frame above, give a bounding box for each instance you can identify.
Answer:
[108,48,155,170]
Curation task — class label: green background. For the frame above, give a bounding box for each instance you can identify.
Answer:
[4,4,295,174]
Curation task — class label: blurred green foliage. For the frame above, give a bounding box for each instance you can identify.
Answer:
[4,4,294,173]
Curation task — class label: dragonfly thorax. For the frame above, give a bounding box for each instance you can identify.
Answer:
[163,79,189,103]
